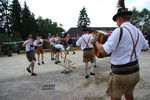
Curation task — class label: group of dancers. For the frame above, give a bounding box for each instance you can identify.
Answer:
[22,33,76,76]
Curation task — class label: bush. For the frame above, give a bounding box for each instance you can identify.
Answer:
[0,31,23,42]
[11,31,22,42]
[0,33,10,42]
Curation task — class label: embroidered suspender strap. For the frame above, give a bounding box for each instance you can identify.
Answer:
[82,36,91,48]
[123,27,139,61]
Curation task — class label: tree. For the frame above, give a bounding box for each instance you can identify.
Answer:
[36,16,64,38]
[0,0,5,33]
[30,13,39,34]
[21,2,39,39]
[140,9,150,35]
[131,8,150,35]
[77,7,91,27]
[0,0,12,36]
[10,0,22,34]
[130,7,140,26]
[1,0,64,41]
[21,2,31,39]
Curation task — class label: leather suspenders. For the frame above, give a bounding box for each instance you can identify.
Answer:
[123,27,139,61]
[82,36,91,48]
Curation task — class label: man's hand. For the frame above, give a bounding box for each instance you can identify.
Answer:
[92,33,96,38]
[91,33,96,45]
[96,42,109,56]
[91,39,95,45]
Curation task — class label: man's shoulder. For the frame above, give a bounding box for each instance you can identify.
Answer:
[114,27,121,31]
[111,27,120,36]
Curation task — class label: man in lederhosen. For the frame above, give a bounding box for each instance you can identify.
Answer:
[23,35,37,76]
[93,1,149,99]
[35,35,45,65]
[49,34,66,64]
[49,34,56,60]
[76,26,95,79]
[54,34,66,64]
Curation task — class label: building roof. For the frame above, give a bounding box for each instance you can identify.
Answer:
[66,27,116,37]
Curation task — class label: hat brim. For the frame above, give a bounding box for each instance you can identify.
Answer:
[113,11,132,22]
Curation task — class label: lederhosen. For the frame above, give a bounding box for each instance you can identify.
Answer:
[49,38,55,52]
[51,38,61,54]
[111,27,140,75]
[26,42,36,62]
[82,36,94,62]
[36,40,44,54]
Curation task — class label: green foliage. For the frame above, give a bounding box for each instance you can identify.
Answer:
[131,8,150,35]
[21,2,39,39]
[0,0,64,41]
[10,0,22,33]
[0,33,10,42]
[0,1,4,27]
[11,31,22,42]
[77,7,91,27]
[0,0,6,28]
[0,31,22,42]
[0,0,12,36]
[37,16,64,38]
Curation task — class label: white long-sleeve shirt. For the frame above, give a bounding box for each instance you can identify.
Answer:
[103,22,149,65]
[76,34,94,50]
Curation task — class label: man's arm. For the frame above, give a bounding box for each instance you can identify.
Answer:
[142,40,149,51]
[141,32,149,51]
[76,38,81,46]
[22,41,28,47]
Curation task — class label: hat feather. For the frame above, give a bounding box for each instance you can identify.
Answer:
[117,0,125,8]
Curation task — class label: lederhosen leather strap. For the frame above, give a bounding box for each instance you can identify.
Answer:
[123,27,139,61]
[82,36,92,51]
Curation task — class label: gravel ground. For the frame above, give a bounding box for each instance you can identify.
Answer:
[0,50,150,100]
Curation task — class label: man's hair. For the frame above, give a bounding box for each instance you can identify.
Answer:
[27,34,32,38]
